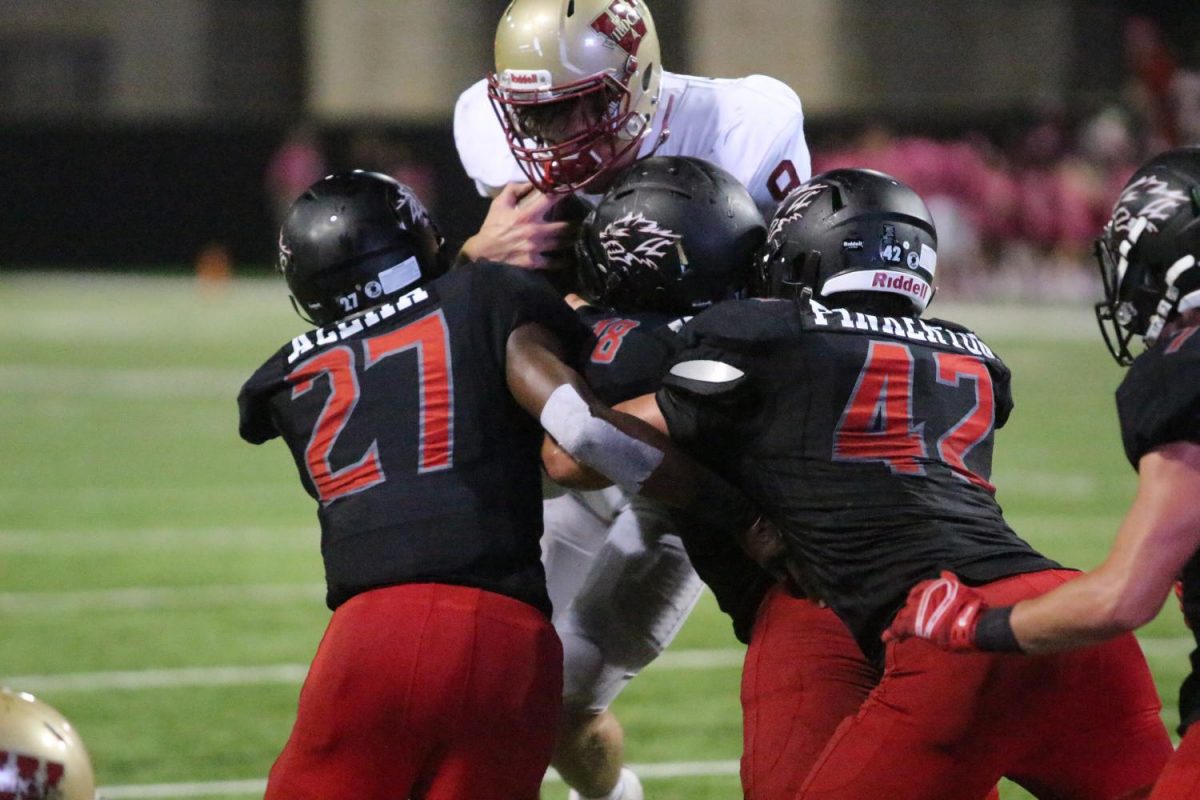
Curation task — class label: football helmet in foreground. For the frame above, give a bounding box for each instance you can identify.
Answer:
[0,688,95,800]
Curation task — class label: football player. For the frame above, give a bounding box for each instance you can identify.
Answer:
[0,687,95,800]
[237,171,755,800]
[548,155,882,800]
[886,146,1200,797]
[542,155,775,800]
[455,0,812,271]
[566,169,1174,796]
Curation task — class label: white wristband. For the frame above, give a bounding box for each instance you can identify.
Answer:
[539,384,664,493]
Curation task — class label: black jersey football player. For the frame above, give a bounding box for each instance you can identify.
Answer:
[546,157,884,800]
[889,146,1200,797]
[535,156,774,800]
[557,168,1173,797]
[236,170,753,800]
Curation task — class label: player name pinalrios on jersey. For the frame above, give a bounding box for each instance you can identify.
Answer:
[811,302,996,358]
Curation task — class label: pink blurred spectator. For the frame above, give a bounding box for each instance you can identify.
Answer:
[814,123,1016,257]
[265,122,328,229]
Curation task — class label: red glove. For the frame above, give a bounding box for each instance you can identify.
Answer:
[884,571,988,652]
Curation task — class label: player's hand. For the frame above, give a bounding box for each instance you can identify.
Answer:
[883,571,988,652]
[740,517,812,599]
[458,183,577,270]
[740,515,786,569]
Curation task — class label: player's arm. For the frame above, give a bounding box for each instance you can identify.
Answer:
[507,324,753,531]
[457,183,576,270]
[887,440,1200,653]
[541,392,663,488]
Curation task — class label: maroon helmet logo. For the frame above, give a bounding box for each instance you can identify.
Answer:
[590,1,648,54]
[0,750,66,799]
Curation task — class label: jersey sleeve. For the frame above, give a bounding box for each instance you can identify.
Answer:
[237,358,284,445]
[1117,342,1200,467]
[473,262,594,366]
[716,75,812,214]
[453,79,525,197]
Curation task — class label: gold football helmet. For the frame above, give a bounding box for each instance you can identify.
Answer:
[0,688,95,800]
[488,0,664,192]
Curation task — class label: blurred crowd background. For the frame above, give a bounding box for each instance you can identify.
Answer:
[4,0,1199,303]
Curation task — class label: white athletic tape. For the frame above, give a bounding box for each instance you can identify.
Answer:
[539,384,664,493]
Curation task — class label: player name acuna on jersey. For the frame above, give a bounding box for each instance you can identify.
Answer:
[285,285,432,365]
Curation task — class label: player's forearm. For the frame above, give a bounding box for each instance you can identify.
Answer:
[1006,570,1166,654]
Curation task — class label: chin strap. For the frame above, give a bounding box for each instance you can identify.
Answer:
[645,95,675,156]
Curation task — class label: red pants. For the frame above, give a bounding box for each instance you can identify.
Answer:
[265,583,563,800]
[798,569,1173,800]
[741,587,880,800]
[1150,723,1200,798]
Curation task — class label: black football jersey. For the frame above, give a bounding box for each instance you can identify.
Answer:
[572,304,774,643]
[238,262,591,616]
[657,297,1059,661]
[1116,322,1200,733]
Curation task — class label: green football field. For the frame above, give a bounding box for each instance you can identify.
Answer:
[1,272,1188,799]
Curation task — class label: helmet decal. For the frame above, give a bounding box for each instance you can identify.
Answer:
[766,182,828,244]
[0,750,67,797]
[598,211,682,272]
[879,224,903,265]
[590,1,648,54]
[1111,174,1189,238]
[393,187,432,230]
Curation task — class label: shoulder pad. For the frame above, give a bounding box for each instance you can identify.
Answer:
[662,358,747,397]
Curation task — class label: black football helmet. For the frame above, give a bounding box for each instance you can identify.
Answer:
[575,156,766,315]
[278,171,448,326]
[1095,146,1200,365]
[757,168,938,316]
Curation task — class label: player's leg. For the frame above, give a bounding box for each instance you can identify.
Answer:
[796,634,1008,800]
[542,487,625,622]
[1149,726,1200,799]
[554,495,704,799]
[740,587,879,800]
[423,586,564,800]
[983,572,1172,799]
[264,584,458,800]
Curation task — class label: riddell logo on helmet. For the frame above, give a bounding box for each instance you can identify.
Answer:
[0,750,66,795]
[872,272,930,299]
[591,2,648,54]
[502,70,552,89]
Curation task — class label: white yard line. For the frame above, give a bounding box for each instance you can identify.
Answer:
[0,364,246,398]
[0,582,325,614]
[0,526,311,555]
[7,648,745,694]
[12,635,1188,695]
[99,761,743,798]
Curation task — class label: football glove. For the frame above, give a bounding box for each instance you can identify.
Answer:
[884,571,988,651]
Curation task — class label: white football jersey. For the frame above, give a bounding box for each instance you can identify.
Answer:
[454,70,812,216]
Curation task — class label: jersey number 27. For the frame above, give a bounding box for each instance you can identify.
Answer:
[287,310,454,503]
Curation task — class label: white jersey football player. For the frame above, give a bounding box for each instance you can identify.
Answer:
[454,3,811,799]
